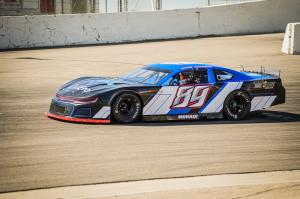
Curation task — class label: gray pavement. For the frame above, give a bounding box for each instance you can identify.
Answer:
[1,170,299,199]
[0,33,299,193]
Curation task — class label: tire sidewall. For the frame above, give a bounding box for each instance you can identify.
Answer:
[112,92,142,123]
[224,90,251,120]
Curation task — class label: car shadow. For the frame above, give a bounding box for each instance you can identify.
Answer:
[122,110,300,126]
[47,110,300,126]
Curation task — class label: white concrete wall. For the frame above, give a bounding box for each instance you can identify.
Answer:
[282,23,300,54]
[1,0,300,49]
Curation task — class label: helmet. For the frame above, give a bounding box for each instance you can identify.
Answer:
[180,71,194,84]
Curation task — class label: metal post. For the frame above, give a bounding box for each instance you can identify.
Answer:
[118,0,122,12]
[156,0,162,10]
[124,0,128,12]
[118,0,128,12]
[94,0,96,13]
[152,0,162,10]
[105,0,108,13]
[208,0,210,6]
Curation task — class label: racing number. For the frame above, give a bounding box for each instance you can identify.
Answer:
[171,86,210,108]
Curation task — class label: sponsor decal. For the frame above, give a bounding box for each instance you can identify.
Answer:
[263,81,276,89]
[252,80,275,89]
[69,84,91,94]
[171,86,210,108]
[178,114,199,120]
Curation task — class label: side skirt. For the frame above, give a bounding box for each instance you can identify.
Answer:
[143,112,223,122]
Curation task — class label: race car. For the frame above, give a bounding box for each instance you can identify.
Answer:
[46,63,285,124]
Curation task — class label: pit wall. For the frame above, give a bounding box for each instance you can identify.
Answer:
[1,0,300,49]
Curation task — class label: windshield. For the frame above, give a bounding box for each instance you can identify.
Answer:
[122,67,170,85]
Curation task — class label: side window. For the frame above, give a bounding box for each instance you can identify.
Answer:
[163,69,209,86]
[214,69,233,82]
[194,70,208,84]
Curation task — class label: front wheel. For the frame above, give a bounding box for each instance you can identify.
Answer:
[112,92,142,123]
[223,90,251,120]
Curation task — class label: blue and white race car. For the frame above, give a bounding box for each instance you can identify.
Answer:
[46,63,285,123]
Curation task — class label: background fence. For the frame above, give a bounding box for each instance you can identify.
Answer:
[1,0,299,49]
[0,0,256,16]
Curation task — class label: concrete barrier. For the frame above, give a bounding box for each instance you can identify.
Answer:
[1,0,300,49]
[282,23,300,54]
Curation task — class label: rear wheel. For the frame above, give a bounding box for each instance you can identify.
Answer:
[112,92,142,123]
[223,90,251,120]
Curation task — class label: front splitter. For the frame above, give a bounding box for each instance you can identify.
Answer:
[45,112,111,124]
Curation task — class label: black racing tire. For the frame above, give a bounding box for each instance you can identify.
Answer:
[223,90,251,120]
[112,92,142,124]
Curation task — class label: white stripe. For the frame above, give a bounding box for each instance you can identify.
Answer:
[93,106,111,119]
[143,95,160,113]
[154,95,172,114]
[143,86,178,115]
[262,96,277,109]
[250,96,277,111]
[255,96,270,110]
[250,96,264,111]
[201,82,242,113]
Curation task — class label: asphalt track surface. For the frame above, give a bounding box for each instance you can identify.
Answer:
[0,33,299,193]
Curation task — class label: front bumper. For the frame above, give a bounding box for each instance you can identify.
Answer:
[46,96,111,124]
[45,112,111,124]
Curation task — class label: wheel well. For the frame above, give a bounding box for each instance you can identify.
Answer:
[226,89,251,100]
[110,91,144,109]
[239,89,252,100]
[223,89,252,110]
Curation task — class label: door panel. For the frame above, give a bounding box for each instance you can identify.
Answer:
[170,85,211,109]
[143,84,213,116]
[143,86,178,115]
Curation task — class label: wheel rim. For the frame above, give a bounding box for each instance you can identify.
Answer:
[228,95,247,115]
[117,96,136,118]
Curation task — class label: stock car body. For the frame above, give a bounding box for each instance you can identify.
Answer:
[46,63,285,123]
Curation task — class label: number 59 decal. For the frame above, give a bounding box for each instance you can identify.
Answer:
[171,86,210,108]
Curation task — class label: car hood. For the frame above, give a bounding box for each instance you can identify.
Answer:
[57,77,137,97]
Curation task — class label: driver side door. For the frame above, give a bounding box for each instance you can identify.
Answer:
[143,68,213,116]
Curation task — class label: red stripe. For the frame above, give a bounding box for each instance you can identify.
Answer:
[45,112,111,124]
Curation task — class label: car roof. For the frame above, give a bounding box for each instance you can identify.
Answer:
[147,62,230,72]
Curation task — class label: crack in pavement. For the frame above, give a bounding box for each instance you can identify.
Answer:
[231,184,300,199]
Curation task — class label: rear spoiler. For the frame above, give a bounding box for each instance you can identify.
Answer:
[240,66,281,78]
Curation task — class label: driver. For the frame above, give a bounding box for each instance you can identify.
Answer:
[179,72,194,85]
[179,72,188,85]
[169,72,194,86]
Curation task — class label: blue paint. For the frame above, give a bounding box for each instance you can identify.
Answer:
[147,63,255,86]
[168,108,191,115]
